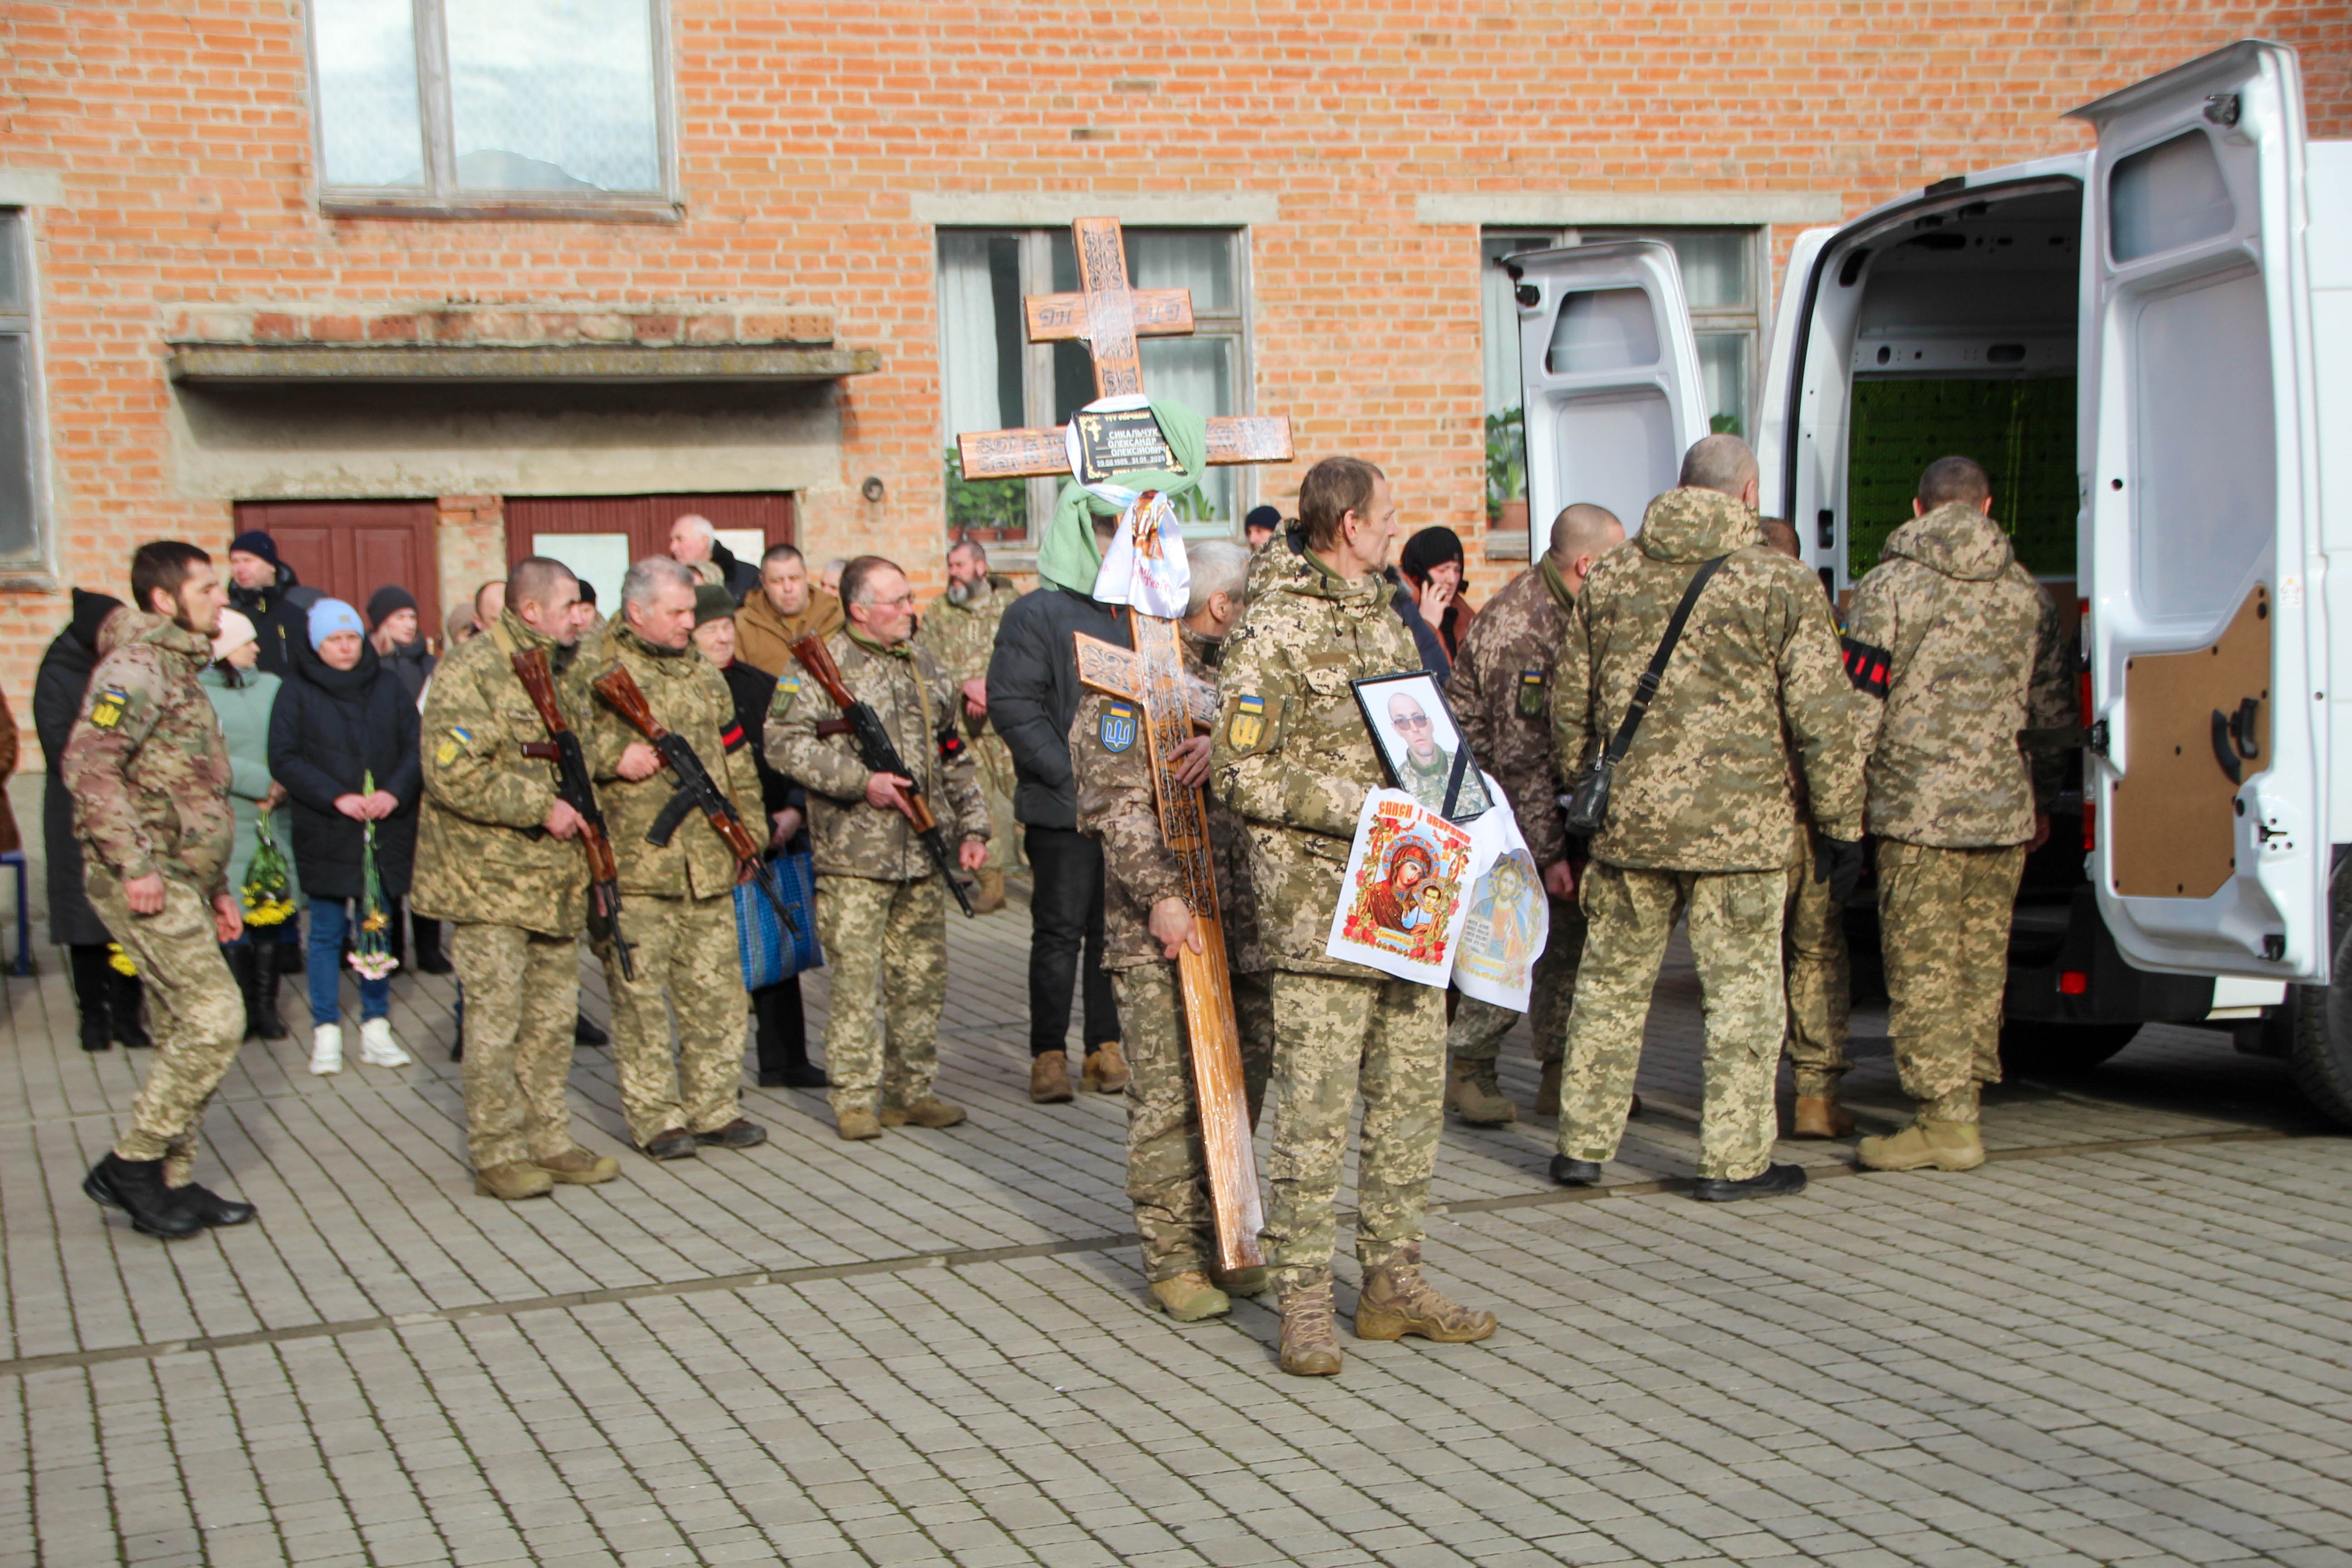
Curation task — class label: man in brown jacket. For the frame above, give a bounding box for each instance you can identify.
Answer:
[734,542,845,676]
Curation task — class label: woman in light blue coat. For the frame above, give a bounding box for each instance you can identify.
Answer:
[200,608,300,1041]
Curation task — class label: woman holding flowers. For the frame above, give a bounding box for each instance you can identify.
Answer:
[200,608,300,1041]
[268,599,421,1074]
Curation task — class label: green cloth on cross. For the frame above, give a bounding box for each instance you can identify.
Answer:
[1037,398,1209,594]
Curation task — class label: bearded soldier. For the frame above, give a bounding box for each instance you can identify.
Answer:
[768,554,990,1141]
[1440,502,1624,1124]
[915,538,1019,912]
[71,542,253,1240]
[1071,540,1270,1323]
[413,557,621,1200]
[1847,456,2073,1171]
[1213,456,1497,1377]
[570,556,769,1160]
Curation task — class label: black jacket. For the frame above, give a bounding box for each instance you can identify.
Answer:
[228,561,323,679]
[707,540,761,604]
[721,659,808,856]
[267,642,422,902]
[34,589,121,946]
[986,583,1131,830]
[379,638,436,706]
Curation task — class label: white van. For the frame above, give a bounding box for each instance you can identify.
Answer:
[1508,39,2352,1121]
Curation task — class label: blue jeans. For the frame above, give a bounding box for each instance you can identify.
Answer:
[307,899,388,1027]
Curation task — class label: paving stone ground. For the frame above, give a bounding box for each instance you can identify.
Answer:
[4,778,2351,1568]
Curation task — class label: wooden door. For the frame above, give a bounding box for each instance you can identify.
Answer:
[505,492,795,614]
[232,500,441,638]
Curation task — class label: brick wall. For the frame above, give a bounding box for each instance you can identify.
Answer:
[3,0,2346,752]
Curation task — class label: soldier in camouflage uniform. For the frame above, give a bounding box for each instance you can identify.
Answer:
[569,556,771,1161]
[70,543,256,1240]
[768,555,990,1142]
[1550,437,1863,1202]
[413,558,622,1201]
[914,539,1020,911]
[1070,540,1271,1324]
[1844,458,2074,1173]
[1441,503,1624,1124]
[1213,456,1497,1377]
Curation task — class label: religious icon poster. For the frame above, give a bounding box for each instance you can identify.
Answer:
[1324,790,1477,986]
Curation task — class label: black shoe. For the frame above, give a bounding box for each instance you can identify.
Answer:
[1549,1155,1603,1187]
[694,1117,768,1150]
[80,1014,112,1052]
[83,1153,202,1239]
[573,1014,608,1047]
[641,1127,699,1161]
[167,1181,257,1227]
[773,1060,828,1089]
[1690,1162,1809,1204]
[109,969,152,1048]
[756,1071,789,1089]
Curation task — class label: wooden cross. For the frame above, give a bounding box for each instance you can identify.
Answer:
[954,215,1295,480]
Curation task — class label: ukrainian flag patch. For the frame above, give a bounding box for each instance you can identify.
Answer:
[1099,700,1138,754]
[87,687,129,730]
[1227,694,1265,750]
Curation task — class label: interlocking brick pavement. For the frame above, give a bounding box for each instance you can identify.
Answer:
[4,773,2351,1566]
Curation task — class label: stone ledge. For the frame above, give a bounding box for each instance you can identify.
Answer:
[161,301,838,349]
[166,343,880,384]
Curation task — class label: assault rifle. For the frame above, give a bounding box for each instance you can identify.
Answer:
[588,662,799,935]
[511,647,634,981]
[789,633,975,917]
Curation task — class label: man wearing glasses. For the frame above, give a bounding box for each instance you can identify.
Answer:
[1384,691,1490,818]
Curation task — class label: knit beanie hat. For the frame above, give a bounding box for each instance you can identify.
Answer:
[307,598,364,650]
[692,583,737,627]
[366,584,419,630]
[228,530,280,565]
[211,608,259,662]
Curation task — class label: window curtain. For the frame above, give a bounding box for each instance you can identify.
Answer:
[1481,240,1527,418]
[938,233,1009,441]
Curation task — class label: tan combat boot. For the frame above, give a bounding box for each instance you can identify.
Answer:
[1856,1119,1984,1172]
[473,1162,555,1201]
[1216,1264,1271,1298]
[534,1147,620,1185]
[1444,1055,1515,1126]
[1535,1059,1563,1117]
[1354,1246,1499,1344]
[1790,1096,1855,1139]
[880,1097,967,1129]
[1030,1052,1075,1103]
[971,868,1007,914]
[1082,1041,1131,1093]
[835,1106,883,1141]
[1148,1272,1231,1323]
[1277,1278,1344,1377]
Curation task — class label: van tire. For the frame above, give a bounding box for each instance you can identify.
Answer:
[1997,1020,2141,1078]
[2288,849,2352,1129]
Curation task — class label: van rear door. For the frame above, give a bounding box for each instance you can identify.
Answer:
[2075,40,2329,981]
[1509,241,1708,549]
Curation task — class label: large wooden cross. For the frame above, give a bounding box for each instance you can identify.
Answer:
[961,215,1293,1275]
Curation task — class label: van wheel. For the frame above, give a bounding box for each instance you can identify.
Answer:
[1998,1020,2141,1078]
[2288,849,2352,1128]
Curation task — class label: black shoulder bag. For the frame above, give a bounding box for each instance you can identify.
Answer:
[1559,554,1730,837]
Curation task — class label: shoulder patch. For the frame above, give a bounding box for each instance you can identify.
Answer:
[1099,700,1138,754]
[436,725,474,766]
[1841,636,1893,698]
[87,686,130,730]
[1516,669,1547,719]
[1226,693,1266,751]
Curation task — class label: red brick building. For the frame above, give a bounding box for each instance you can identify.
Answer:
[1,2,2345,722]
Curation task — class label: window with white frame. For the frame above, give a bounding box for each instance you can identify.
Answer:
[308,0,674,216]
[1482,226,1767,524]
[938,227,1250,544]
[0,211,44,568]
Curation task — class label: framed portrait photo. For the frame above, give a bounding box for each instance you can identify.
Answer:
[1351,672,1493,823]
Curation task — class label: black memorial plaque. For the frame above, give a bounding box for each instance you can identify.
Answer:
[1072,406,1176,485]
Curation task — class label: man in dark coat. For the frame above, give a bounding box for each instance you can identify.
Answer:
[225,531,323,677]
[34,588,147,1050]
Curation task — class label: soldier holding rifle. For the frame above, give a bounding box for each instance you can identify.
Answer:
[767,554,990,1142]
[570,557,771,1161]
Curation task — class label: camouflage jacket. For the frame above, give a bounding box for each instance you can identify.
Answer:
[61,612,235,897]
[1553,487,1863,873]
[765,629,989,882]
[410,609,587,936]
[1072,625,1265,974]
[915,573,1016,739]
[1213,545,1421,978]
[1446,556,1577,867]
[568,622,766,900]
[1845,503,2075,848]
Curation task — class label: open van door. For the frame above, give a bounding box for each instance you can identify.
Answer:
[1510,241,1709,551]
[2076,40,2329,982]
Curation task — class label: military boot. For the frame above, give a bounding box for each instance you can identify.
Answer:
[534,1147,621,1185]
[1216,1264,1270,1298]
[835,1106,883,1141]
[474,1162,556,1201]
[84,1153,202,1238]
[1148,1272,1231,1323]
[1354,1246,1499,1344]
[1082,1041,1130,1093]
[1444,1055,1515,1126]
[971,868,1007,914]
[1535,1059,1561,1117]
[880,1097,967,1129]
[1857,1119,1985,1172]
[1277,1278,1344,1377]
[1030,1052,1074,1103]
[1791,1096,1854,1138]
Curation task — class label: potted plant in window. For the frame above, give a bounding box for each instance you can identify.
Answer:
[1485,408,1527,535]
[945,444,1027,549]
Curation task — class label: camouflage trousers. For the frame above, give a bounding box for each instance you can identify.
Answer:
[92,870,245,1184]
[1260,970,1446,1293]
[1782,855,1851,1098]
[1559,862,1787,1181]
[815,872,947,1116]
[452,923,582,1172]
[1877,839,2025,1117]
[973,731,1023,872]
[1109,961,1273,1283]
[1447,892,1585,1065]
[600,891,746,1147]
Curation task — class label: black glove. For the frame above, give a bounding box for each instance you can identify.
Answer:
[1812,833,1865,906]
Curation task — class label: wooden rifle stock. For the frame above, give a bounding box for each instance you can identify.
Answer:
[587,663,768,866]
[510,647,633,979]
[789,634,938,832]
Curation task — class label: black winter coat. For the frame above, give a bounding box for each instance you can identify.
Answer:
[706,540,761,604]
[986,583,1132,830]
[228,561,323,679]
[267,642,421,902]
[721,657,807,847]
[34,589,122,946]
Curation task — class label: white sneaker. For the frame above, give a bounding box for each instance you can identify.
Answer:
[309,1023,344,1076]
[359,1017,411,1068]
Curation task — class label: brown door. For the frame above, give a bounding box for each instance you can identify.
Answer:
[505,493,795,572]
[232,500,441,639]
